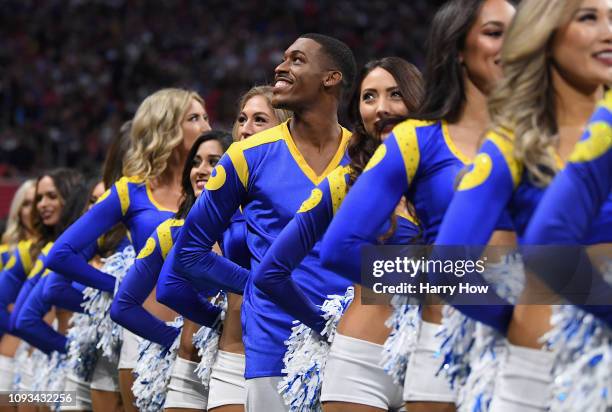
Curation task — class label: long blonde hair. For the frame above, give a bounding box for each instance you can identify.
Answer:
[2,179,36,247]
[123,88,205,180]
[231,86,291,141]
[488,0,583,186]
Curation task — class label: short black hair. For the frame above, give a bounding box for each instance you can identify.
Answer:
[300,33,357,95]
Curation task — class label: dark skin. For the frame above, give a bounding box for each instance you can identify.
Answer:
[272,37,345,176]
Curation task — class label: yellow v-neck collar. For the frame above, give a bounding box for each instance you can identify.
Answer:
[441,120,472,165]
[281,120,351,185]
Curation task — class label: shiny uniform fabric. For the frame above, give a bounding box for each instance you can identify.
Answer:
[156,213,247,324]
[0,240,33,332]
[253,164,419,332]
[47,176,175,293]
[11,242,68,354]
[524,93,612,246]
[112,217,221,348]
[174,120,353,378]
[321,119,513,283]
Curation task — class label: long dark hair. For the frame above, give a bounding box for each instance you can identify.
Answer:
[346,57,423,188]
[416,0,486,122]
[98,120,132,256]
[31,168,87,258]
[176,130,232,219]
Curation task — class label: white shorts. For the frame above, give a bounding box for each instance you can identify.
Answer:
[17,354,37,391]
[208,350,246,409]
[118,329,140,370]
[90,352,120,392]
[489,343,554,412]
[0,354,14,391]
[61,374,92,411]
[321,333,405,411]
[245,376,287,412]
[163,356,207,409]
[403,321,457,403]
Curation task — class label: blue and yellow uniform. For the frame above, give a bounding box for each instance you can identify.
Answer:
[0,240,33,332]
[524,96,612,245]
[47,176,175,292]
[523,96,612,326]
[424,102,612,329]
[0,244,11,270]
[320,120,514,331]
[253,164,419,331]
[435,127,612,246]
[174,121,353,378]
[322,120,512,276]
[10,243,67,353]
[157,211,246,324]
[111,218,221,348]
[14,272,67,355]
[42,271,86,313]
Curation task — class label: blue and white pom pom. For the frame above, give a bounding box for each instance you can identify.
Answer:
[278,287,354,412]
[132,317,183,412]
[381,295,421,385]
[12,342,31,390]
[455,323,506,412]
[194,292,226,387]
[32,352,68,412]
[30,349,52,391]
[437,253,524,411]
[545,305,611,412]
[65,312,99,381]
[81,245,135,363]
[437,306,476,389]
[41,351,68,392]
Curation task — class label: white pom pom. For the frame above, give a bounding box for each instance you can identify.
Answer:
[455,324,506,412]
[381,295,421,385]
[132,317,183,412]
[545,305,611,412]
[76,245,135,365]
[193,293,226,387]
[277,287,354,412]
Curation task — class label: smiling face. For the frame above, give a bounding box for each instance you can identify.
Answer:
[19,186,35,232]
[359,67,409,140]
[236,95,281,140]
[36,176,63,227]
[551,0,612,90]
[181,98,211,153]
[189,140,224,197]
[272,37,328,110]
[461,0,516,94]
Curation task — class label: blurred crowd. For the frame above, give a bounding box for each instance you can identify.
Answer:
[0,0,443,177]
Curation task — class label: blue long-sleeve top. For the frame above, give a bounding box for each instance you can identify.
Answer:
[14,273,67,354]
[156,210,246,325]
[157,247,221,326]
[523,95,612,324]
[429,104,612,323]
[0,240,33,332]
[524,96,612,245]
[110,218,185,348]
[174,121,353,378]
[47,176,175,293]
[9,242,53,334]
[42,272,86,313]
[320,120,515,332]
[253,164,419,331]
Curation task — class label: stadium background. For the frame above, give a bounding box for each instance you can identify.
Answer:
[0,0,446,220]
